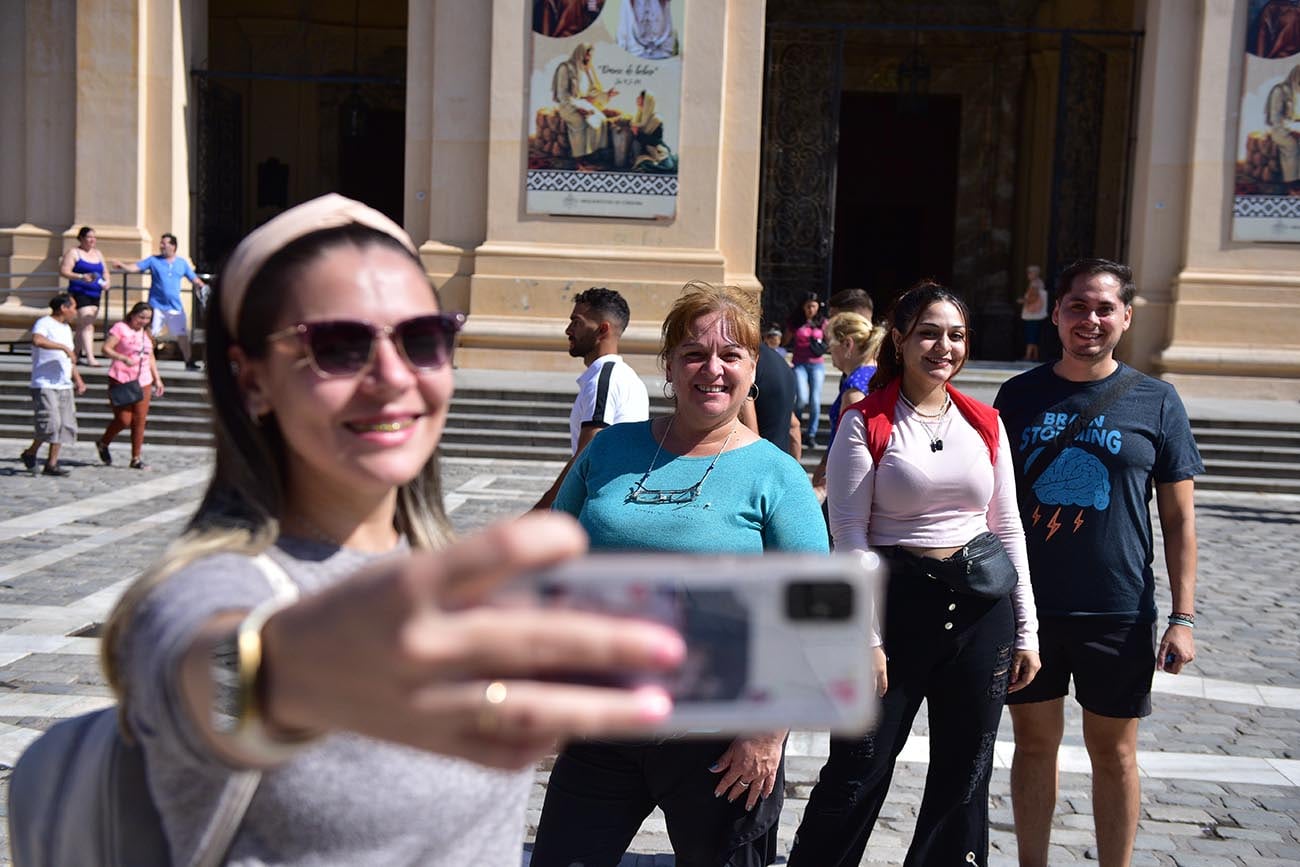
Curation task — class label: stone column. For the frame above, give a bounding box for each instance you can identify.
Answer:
[0,0,77,295]
[412,0,767,373]
[1137,0,1300,398]
[1125,0,1200,378]
[0,0,200,321]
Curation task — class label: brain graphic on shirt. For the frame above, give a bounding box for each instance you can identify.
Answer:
[1032,447,1110,510]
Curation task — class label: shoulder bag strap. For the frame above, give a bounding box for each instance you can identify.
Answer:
[1020,367,1142,492]
[187,553,300,867]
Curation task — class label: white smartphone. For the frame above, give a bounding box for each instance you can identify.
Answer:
[521,551,884,735]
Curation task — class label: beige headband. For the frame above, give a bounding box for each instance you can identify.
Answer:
[220,193,418,337]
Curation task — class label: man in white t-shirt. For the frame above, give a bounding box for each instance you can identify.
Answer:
[20,294,87,476]
[535,287,650,509]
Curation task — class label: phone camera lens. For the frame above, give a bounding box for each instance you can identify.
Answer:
[786,581,854,621]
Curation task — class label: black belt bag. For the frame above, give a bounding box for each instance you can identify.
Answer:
[898,532,1018,599]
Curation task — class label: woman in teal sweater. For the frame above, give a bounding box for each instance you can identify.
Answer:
[532,281,827,867]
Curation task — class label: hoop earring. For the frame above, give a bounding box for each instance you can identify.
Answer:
[747,383,760,401]
[663,382,676,400]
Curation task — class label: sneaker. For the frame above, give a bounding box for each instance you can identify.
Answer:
[185,360,201,371]
[42,464,70,477]
[96,440,112,466]
[19,450,36,471]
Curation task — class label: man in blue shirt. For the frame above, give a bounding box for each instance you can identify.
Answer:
[113,234,206,370]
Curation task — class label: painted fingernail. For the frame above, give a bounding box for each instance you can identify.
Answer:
[636,687,672,720]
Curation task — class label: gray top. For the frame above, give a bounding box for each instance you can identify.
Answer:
[119,537,532,866]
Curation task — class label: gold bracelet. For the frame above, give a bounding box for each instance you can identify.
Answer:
[231,596,320,764]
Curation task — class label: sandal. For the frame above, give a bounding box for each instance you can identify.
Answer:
[128,457,148,470]
[96,440,111,466]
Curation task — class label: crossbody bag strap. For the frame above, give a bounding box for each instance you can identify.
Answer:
[187,553,300,867]
[1021,366,1142,492]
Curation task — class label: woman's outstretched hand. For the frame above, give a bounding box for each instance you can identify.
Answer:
[261,513,685,769]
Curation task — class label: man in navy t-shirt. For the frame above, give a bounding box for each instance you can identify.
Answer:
[994,259,1203,867]
[113,234,207,370]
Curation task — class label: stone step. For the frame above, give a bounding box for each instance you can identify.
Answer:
[1196,442,1300,464]
[441,425,572,451]
[1196,474,1300,495]
[439,441,570,462]
[0,422,214,449]
[0,391,210,413]
[1200,457,1300,480]
[445,411,570,434]
[1188,416,1300,433]
[1192,426,1300,448]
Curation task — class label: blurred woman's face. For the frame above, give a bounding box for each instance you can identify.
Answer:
[129,310,152,331]
[802,299,820,321]
[81,231,96,249]
[243,244,453,504]
[666,312,755,430]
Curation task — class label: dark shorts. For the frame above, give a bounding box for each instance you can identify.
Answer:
[1006,615,1157,719]
[1022,319,1043,344]
[69,290,99,309]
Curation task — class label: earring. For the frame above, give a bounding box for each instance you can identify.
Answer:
[895,347,902,363]
[664,382,676,400]
[747,383,760,401]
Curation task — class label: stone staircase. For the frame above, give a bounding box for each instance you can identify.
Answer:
[0,360,213,450]
[1,357,1296,495]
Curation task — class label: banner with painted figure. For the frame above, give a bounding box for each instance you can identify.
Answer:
[1234,0,1300,241]
[527,0,683,219]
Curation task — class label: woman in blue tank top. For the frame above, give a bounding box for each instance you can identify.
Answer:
[59,225,110,366]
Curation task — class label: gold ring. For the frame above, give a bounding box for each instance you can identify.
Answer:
[478,681,508,734]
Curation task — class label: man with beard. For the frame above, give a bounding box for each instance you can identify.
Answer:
[536,287,649,509]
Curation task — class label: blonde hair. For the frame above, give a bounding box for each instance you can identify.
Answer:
[102,224,453,712]
[658,280,761,370]
[827,312,887,366]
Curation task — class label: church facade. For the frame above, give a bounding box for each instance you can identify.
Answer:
[1,0,1296,396]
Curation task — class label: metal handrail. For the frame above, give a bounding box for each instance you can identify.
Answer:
[0,270,213,351]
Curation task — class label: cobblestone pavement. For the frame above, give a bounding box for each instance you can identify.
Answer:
[0,440,1296,866]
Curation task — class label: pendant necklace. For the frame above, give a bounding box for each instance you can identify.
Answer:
[626,415,737,505]
[899,391,950,453]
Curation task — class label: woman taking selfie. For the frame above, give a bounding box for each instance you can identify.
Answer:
[100,195,686,866]
[788,282,1040,867]
[97,302,163,469]
[531,281,827,867]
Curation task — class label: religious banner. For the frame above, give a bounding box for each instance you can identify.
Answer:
[1233,0,1300,241]
[526,0,683,219]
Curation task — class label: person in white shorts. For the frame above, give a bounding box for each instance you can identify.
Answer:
[113,233,207,370]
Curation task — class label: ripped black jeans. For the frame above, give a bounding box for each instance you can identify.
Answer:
[788,548,1015,867]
